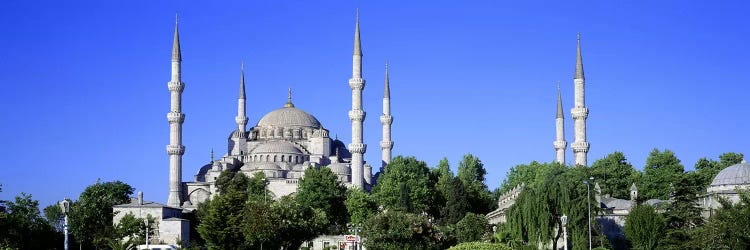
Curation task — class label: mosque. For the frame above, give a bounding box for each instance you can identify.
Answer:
[113,12,394,247]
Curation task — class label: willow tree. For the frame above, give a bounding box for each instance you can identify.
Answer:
[502,163,605,250]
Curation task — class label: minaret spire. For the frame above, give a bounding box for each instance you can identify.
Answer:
[554,81,566,164]
[235,61,248,137]
[166,15,186,207]
[348,9,367,189]
[571,33,590,166]
[380,60,394,168]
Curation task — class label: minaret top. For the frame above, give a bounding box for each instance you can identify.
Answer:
[384,60,390,98]
[574,32,584,80]
[239,61,246,99]
[172,14,181,62]
[284,88,295,108]
[556,81,563,118]
[353,9,362,56]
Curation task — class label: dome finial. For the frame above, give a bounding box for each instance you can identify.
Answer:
[284,87,295,108]
[210,148,214,163]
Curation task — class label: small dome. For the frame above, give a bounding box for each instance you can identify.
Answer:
[257,107,322,128]
[254,163,281,170]
[251,141,303,155]
[711,160,750,187]
[328,163,351,175]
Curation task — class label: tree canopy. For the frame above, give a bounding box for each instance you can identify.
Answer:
[624,205,665,250]
[590,151,639,199]
[640,149,684,200]
[69,180,133,249]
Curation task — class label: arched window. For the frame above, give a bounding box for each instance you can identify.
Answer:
[281,155,285,161]
[273,155,278,162]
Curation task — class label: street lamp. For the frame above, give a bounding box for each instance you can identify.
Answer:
[561,214,568,250]
[58,198,71,250]
[347,223,362,250]
[583,177,594,250]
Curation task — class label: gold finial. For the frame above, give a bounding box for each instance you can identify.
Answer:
[284,87,295,108]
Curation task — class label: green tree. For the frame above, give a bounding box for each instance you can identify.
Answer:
[372,156,434,214]
[69,180,133,249]
[273,195,328,249]
[432,158,454,224]
[590,151,638,199]
[43,202,64,232]
[198,171,253,249]
[1,193,61,249]
[361,210,441,250]
[455,213,489,243]
[660,173,703,249]
[457,154,496,214]
[346,188,377,225]
[498,161,549,194]
[296,167,348,233]
[624,205,665,250]
[502,163,607,250]
[444,178,469,225]
[640,149,684,200]
[691,191,750,249]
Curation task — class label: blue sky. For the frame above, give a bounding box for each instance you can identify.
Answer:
[1,0,748,208]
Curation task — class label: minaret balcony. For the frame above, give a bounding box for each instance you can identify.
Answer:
[168,81,185,92]
[349,78,365,90]
[349,110,366,121]
[380,141,394,149]
[348,143,367,154]
[571,107,589,119]
[571,142,589,152]
[380,115,393,125]
[553,140,567,149]
[166,145,185,155]
[167,112,185,123]
[235,116,248,125]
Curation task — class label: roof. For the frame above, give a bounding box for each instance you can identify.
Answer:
[711,160,750,186]
[113,198,177,209]
[251,141,303,155]
[257,106,322,128]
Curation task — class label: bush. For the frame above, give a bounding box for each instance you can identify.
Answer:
[448,242,512,250]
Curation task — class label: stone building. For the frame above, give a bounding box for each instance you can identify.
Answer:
[113,11,394,247]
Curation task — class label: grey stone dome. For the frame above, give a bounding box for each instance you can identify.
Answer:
[257,107,321,128]
[711,160,750,186]
[328,163,351,175]
[251,141,303,155]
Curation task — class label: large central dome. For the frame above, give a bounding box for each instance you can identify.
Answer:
[257,106,322,128]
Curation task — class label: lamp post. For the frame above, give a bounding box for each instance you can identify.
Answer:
[561,214,568,250]
[583,177,593,250]
[58,198,70,250]
[347,223,362,250]
[261,177,268,250]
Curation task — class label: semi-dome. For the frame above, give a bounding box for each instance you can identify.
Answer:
[711,160,750,187]
[251,141,303,155]
[257,106,322,128]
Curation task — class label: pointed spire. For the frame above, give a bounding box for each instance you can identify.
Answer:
[574,33,584,80]
[172,13,181,61]
[384,60,390,98]
[239,61,246,99]
[353,8,362,56]
[210,148,214,163]
[284,88,294,108]
[556,81,563,118]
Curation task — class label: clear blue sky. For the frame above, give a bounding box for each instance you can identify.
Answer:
[1,0,748,209]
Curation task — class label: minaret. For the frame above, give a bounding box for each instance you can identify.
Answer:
[348,10,367,189]
[236,62,248,134]
[553,81,566,164]
[230,62,248,155]
[166,15,185,207]
[380,61,393,168]
[571,33,590,166]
